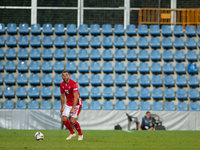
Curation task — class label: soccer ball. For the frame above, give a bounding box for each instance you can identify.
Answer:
[34,131,44,141]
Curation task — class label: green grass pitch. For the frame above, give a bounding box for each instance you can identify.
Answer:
[0,130,200,150]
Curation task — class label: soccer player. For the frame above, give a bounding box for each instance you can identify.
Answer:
[60,71,83,140]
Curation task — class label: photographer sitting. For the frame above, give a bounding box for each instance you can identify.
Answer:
[138,111,155,131]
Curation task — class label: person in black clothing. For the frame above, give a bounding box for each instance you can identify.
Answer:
[138,111,155,130]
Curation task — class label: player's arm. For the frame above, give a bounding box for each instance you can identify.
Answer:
[60,94,65,114]
[70,91,78,113]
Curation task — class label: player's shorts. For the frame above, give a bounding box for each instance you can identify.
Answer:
[62,105,82,118]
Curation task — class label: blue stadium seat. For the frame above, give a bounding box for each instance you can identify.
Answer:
[152,101,163,111]
[102,37,112,48]
[103,75,113,86]
[66,49,76,60]
[150,37,160,48]
[185,25,196,36]
[174,50,185,61]
[41,74,52,85]
[90,37,100,48]
[127,101,138,110]
[140,101,150,111]
[29,87,39,98]
[78,24,88,35]
[90,87,101,99]
[29,61,40,72]
[79,87,88,98]
[139,75,150,86]
[115,101,126,110]
[54,49,64,60]
[164,89,175,99]
[176,76,187,86]
[66,37,76,47]
[42,24,53,34]
[17,74,27,85]
[90,74,101,86]
[162,38,172,48]
[90,49,100,60]
[0,36,4,46]
[41,87,51,98]
[5,61,15,72]
[0,87,2,97]
[6,48,16,59]
[138,37,148,48]
[102,24,112,35]
[16,87,27,98]
[127,62,137,73]
[90,24,100,35]
[66,24,76,35]
[29,74,40,85]
[18,48,28,59]
[162,50,173,61]
[40,100,51,109]
[53,87,61,98]
[70,74,76,82]
[126,37,136,48]
[186,38,196,48]
[102,101,113,110]
[17,61,28,72]
[187,63,198,74]
[152,88,163,99]
[197,26,200,36]
[114,37,124,48]
[54,61,64,72]
[139,62,149,73]
[30,36,40,47]
[0,23,5,34]
[114,24,124,35]
[90,62,101,73]
[177,89,187,99]
[189,89,199,99]
[53,101,61,110]
[127,75,137,86]
[115,88,125,99]
[66,61,76,72]
[115,75,125,86]
[150,25,160,35]
[198,39,200,48]
[5,73,15,85]
[78,37,88,47]
[189,102,200,111]
[54,36,64,47]
[175,63,186,73]
[127,88,138,99]
[82,101,88,110]
[188,76,199,86]
[78,74,89,85]
[54,74,62,85]
[126,49,137,60]
[7,23,17,34]
[103,87,113,99]
[164,101,175,111]
[4,87,15,98]
[173,25,184,36]
[151,62,161,73]
[78,61,89,72]
[18,36,28,47]
[3,100,14,109]
[78,49,88,60]
[90,101,101,110]
[150,50,161,61]
[138,25,148,35]
[54,24,64,35]
[138,50,149,60]
[164,75,174,86]
[126,25,136,35]
[114,49,125,60]
[42,61,52,72]
[187,50,197,61]
[102,49,112,60]
[0,74,2,84]
[140,88,150,99]
[31,24,41,34]
[28,100,39,109]
[114,62,125,73]
[174,38,184,49]
[177,102,188,111]
[0,48,3,59]
[42,36,52,47]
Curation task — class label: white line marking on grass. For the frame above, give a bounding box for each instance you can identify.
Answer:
[123,130,133,133]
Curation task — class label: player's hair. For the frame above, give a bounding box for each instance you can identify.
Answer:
[146,111,150,114]
[62,70,69,75]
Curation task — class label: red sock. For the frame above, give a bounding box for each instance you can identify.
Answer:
[63,120,75,134]
[73,121,82,135]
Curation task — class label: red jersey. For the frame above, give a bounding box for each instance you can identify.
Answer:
[60,79,82,106]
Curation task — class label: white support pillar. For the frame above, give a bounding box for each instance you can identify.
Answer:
[31,0,37,24]
[124,0,130,29]
[171,0,177,28]
[78,0,84,27]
